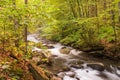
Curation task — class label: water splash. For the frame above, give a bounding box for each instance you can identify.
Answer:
[27,34,39,43]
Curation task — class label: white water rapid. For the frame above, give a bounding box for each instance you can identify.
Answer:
[27,34,120,80]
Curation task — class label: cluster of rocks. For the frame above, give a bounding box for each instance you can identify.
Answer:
[31,49,54,66]
[28,36,120,80]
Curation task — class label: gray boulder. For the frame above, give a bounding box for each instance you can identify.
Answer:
[87,63,105,71]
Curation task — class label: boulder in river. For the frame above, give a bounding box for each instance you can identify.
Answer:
[65,71,75,77]
[70,65,83,69]
[57,72,65,78]
[87,63,105,71]
[59,47,71,54]
[69,60,84,69]
[61,66,71,72]
[43,44,54,49]
[117,66,120,70]
[33,50,52,59]
[32,50,54,66]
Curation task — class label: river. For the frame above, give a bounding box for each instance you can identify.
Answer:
[27,34,120,80]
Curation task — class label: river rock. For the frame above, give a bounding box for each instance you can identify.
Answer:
[44,50,52,58]
[43,44,54,49]
[52,55,58,57]
[69,60,84,65]
[35,42,43,48]
[117,66,120,70]
[59,47,71,54]
[87,63,105,71]
[57,72,65,78]
[65,71,75,77]
[32,49,54,66]
[34,50,52,59]
[58,66,71,72]
[54,58,67,65]
[70,65,83,69]
[61,66,71,72]
[52,76,62,80]
[69,60,84,69]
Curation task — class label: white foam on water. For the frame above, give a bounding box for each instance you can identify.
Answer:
[70,49,82,56]
[28,33,120,80]
[63,76,77,80]
[32,47,43,52]
[116,70,120,75]
[74,68,103,80]
[103,70,120,80]
[53,43,64,49]
[48,48,70,59]
[27,34,39,43]
[47,43,71,58]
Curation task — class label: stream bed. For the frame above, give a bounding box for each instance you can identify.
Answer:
[27,34,120,80]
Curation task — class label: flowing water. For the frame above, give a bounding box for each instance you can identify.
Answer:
[27,34,120,80]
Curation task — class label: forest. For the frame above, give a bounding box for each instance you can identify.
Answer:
[0,0,120,80]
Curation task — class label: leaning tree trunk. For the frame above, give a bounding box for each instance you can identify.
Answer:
[28,63,50,80]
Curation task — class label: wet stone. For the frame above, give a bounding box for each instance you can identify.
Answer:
[43,44,54,49]
[59,47,71,54]
[87,63,105,71]
[70,65,83,69]
[60,66,71,72]
[117,66,120,70]
[65,71,75,77]
[57,72,65,78]
[52,76,62,80]
[68,60,84,69]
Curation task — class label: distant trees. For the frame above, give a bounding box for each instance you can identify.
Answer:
[0,0,120,57]
[40,0,120,57]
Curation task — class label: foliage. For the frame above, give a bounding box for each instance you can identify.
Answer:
[0,0,120,79]
[39,0,120,57]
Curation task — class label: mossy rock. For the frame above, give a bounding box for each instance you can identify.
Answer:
[59,47,71,54]
[35,42,43,48]
[28,41,36,46]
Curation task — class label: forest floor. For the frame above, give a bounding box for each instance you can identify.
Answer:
[0,50,34,80]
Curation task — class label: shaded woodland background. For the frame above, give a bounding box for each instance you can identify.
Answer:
[0,0,120,79]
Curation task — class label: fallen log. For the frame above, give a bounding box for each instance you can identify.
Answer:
[28,63,50,80]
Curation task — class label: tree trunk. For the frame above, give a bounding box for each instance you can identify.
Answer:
[2,23,5,54]
[28,63,50,80]
[111,0,117,55]
[118,2,120,23]
[24,0,28,54]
